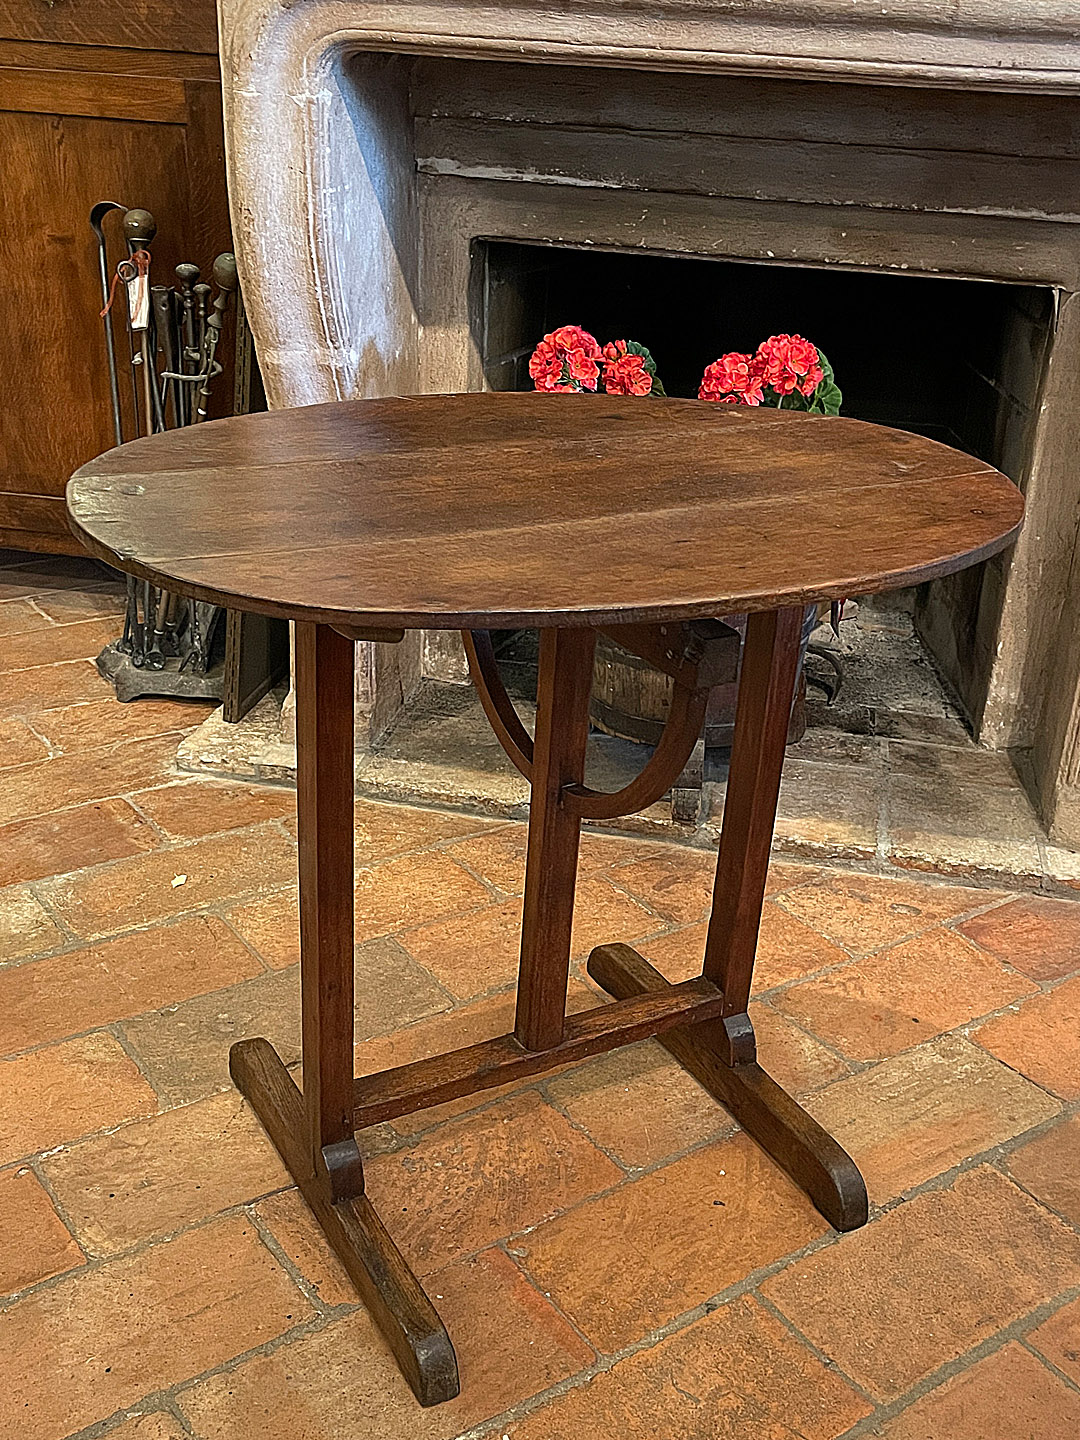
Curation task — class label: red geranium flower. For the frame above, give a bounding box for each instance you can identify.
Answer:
[754,334,822,397]
[529,325,603,392]
[698,352,765,406]
[602,340,653,396]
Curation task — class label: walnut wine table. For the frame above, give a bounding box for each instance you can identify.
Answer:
[68,393,1023,1406]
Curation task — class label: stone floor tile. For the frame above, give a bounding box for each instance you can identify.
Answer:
[888,772,1043,880]
[638,903,849,991]
[444,824,666,897]
[1,1214,309,1440]
[889,738,1026,788]
[774,758,880,857]
[0,733,183,827]
[761,1167,1080,1400]
[1042,841,1080,891]
[0,716,50,768]
[545,1040,734,1169]
[0,883,63,962]
[576,829,671,871]
[0,798,159,888]
[133,780,296,839]
[0,597,53,638]
[805,1034,1060,1202]
[43,1090,289,1255]
[873,1341,1080,1440]
[399,896,525,999]
[0,1164,84,1294]
[40,824,298,938]
[634,921,711,980]
[26,586,125,626]
[0,1033,156,1164]
[357,715,531,812]
[254,1187,358,1308]
[570,874,661,956]
[0,616,122,673]
[225,887,299,969]
[750,1000,852,1092]
[753,903,854,989]
[434,1245,596,1406]
[505,1294,870,1440]
[0,915,263,1055]
[441,824,530,892]
[764,858,823,895]
[789,727,884,767]
[34,697,211,754]
[0,659,106,718]
[352,935,453,1039]
[122,968,302,1107]
[364,1089,621,1276]
[120,946,450,1110]
[603,849,718,924]
[518,1130,827,1352]
[956,894,1080,981]
[778,871,996,956]
[179,1311,458,1440]
[353,796,493,864]
[973,976,1080,1099]
[1028,1294,1080,1387]
[354,851,490,940]
[1005,1114,1080,1224]
[180,1247,593,1440]
[775,928,1035,1062]
[0,555,112,599]
[99,1412,189,1440]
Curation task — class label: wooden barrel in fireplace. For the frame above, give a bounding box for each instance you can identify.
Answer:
[590,606,819,749]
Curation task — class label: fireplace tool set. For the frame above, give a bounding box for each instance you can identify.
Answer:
[90,202,238,702]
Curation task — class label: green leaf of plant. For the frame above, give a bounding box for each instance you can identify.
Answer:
[810,350,843,415]
[623,339,666,396]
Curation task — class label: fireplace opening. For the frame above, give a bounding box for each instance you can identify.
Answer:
[472,240,1054,746]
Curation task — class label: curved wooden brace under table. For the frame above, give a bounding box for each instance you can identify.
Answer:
[461,629,534,780]
[463,629,706,821]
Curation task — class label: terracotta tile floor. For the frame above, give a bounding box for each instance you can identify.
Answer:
[4,551,1080,1439]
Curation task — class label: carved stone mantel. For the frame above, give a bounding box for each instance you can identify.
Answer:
[220,0,1080,410]
[217,0,1080,845]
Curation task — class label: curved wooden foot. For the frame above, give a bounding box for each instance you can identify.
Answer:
[230,1037,460,1406]
[587,945,868,1232]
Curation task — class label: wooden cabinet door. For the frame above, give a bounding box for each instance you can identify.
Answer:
[0,35,229,553]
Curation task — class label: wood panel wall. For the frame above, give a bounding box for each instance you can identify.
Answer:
[0,6,229,554]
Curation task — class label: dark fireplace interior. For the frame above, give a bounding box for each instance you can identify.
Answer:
[472,240,1054,740]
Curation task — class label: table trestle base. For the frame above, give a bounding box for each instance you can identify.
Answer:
[231,607,868,1408]
[229,1036,460,1407]
[586,944,868,1231]
[351,977,728,1130]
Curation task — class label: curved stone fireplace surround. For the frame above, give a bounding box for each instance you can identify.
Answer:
[217,0,1080,844]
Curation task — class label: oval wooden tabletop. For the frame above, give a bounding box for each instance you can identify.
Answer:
[67,393,1023,630]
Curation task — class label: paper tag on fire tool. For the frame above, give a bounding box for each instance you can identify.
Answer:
[126,265,150,332]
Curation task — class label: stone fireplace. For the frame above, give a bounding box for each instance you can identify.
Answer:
[217,1,1080,844]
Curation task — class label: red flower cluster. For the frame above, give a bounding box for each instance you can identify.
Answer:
[602,339,654,396]
[698,352,764,406]
[755,333,823,397]
[528,325,603,392]
[698,334,823,406]
[528,327,656,396]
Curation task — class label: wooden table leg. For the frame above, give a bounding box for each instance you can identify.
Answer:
[705,607,805,1058]
[589,606,867,1232]
[230,622,459,1406]
[515,627,596,1051]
